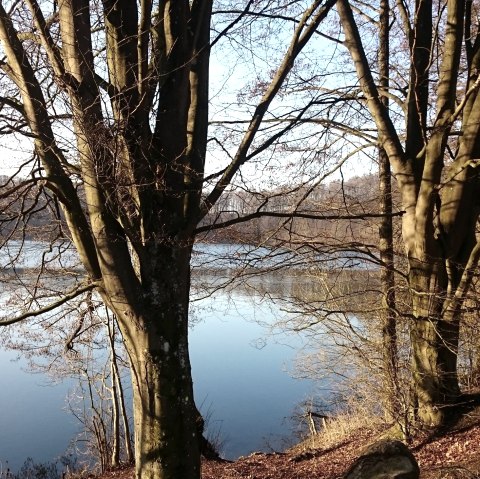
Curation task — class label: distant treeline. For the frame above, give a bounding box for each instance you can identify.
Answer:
[0,173,393,246]
[0,175,64,241]
[198,173,399,247]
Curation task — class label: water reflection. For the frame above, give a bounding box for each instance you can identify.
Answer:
[0,349,77,472]
[190,292,315,458]
[0,241,380,468]
[0,274,319,468]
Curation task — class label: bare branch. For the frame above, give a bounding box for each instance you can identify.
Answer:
[196,209,405,234]
[0,281,100,326]
[202,0,338,217]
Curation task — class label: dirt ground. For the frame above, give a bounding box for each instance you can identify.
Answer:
[94,414,480,479]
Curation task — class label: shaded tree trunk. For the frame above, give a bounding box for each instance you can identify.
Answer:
[378,0,399,421]
[113,245,200,479]
[129,341,200,479]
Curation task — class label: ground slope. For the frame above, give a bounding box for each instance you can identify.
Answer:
[94,418,480,479]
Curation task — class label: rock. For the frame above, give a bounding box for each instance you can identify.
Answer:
[343,439,420,479]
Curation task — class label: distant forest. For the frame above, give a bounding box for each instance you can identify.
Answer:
[0,173,397,248]
[197,172,400,249]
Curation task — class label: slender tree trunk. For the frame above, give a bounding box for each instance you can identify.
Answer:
[86,373,109,472]
[378,0,399,421]
[107,319,120,468]
[107,314,133,463]
[115,352,134,463]
[117,369,134,464]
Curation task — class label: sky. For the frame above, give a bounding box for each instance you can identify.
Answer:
[0,3,377,186]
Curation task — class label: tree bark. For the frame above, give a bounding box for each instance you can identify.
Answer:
[114,246,200,479]
[129,344,200,479]
[409,259,461,425]
[127,337,200,479]
[378,0,399,422]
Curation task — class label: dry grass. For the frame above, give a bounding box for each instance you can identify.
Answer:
[290,401,386,455]
[81,401,480,479]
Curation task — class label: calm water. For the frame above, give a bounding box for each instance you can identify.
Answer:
[191,291,314,459]
[0,269,315,470]
[0,348,76,472]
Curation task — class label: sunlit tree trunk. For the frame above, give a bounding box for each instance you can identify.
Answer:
[111,320,134,463]
[337,0,480,427]
[408,258,459,424]
[107,318,120,468]
[115,247,201,479]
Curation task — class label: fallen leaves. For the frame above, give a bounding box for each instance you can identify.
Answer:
[91,420,480,479]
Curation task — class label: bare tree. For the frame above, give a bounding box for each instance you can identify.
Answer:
[337,0,480,427]
[0,1,338,478]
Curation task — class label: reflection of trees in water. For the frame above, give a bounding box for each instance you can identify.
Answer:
[276,269,414,428]
[193,269,380,306]
[193,266,413,420]
[0,270,133,472]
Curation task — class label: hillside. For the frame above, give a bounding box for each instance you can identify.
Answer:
[92,408,480,479]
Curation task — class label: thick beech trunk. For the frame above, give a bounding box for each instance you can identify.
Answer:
[129,337,200,479]
[409,262,461,426]
[410,317,461,425]
[113,247,200,479]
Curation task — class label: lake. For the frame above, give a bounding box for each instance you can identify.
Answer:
[191,289,315,459]
[0,244,320,471]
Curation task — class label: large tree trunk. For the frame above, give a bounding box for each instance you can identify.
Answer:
[129,335,200,479]
[409,260,461,426]
[112,245,200,479]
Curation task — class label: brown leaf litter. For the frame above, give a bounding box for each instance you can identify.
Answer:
[91,410,480,479]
